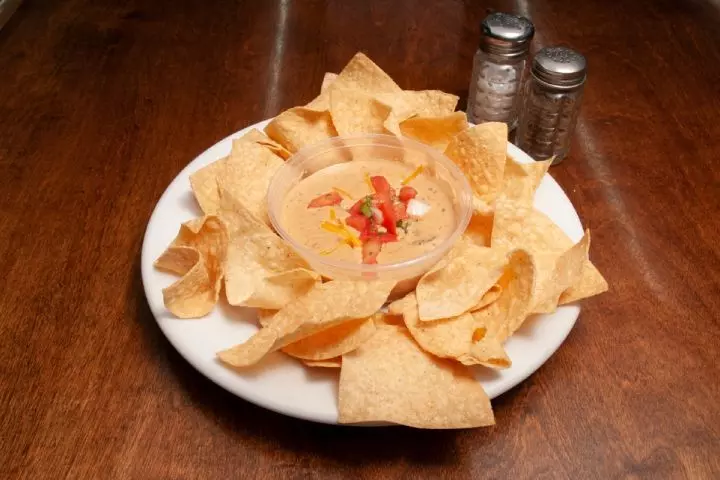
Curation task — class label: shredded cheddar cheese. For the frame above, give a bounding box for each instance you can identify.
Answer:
[401,165,424,185]
[332,187,353,200]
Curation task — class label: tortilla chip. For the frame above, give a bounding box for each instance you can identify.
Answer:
[256,309,277,327]
[532,231,591,313]
[155,216,228,318]
[219,190,320,309]
[161,246,218,318]
[416,240,506,321]
[338,325,495,428]
[282,317,376,360]
[235,129,292,160]
[218,141,284,225]
[217,280,395,367]
[463,212,493,247]
[156,215,228,277]
[189,159,226,215]
[303,358,341,368]
[320,72,338,93]
[559,260,609,304]
[379,90,460,133]
[399,112,468,151]
[445,123,507,213]
[380,90,459,119]
[501,156,551,206]
[391,293,510,368]
[329,89,393,136]
[265,107,338,153]
[189,130,289,215]
[474,284,502,310]
[155,243,201,276]
[492,197,572,254]
[374,312,404,326]
[327,52,401,96]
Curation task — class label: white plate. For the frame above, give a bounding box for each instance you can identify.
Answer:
[141,119,584,425]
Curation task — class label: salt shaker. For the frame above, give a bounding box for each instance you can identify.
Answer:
[515,46,587,165]
[467,12,534,129]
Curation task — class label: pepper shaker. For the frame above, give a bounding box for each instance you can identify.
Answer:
[466,12,534,129]
[515,46,587,165]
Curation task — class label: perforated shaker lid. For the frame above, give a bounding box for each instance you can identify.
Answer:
[532,46,587,89]
[480,12,534,57]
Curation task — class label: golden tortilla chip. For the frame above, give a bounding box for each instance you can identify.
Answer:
[463,212,493,247]
[155,243,201,276]
[282,317,376,360]
[399,112,468,151]
[256,309,277,327]
[265,107,338,153]
[303,357,342,368]
[217,280,395,367]
[559,260,608,304]
[416,240,506,321]
[327,52,402,96]
[162,247,219,318]
[474,284,502,310]
[338,325,495,428]
[532,231,591,313]
[380,90,459,119]
[492,197,572,254]
[235,129,292,160]
[189,130,288,215]
[501,155,551,206]
[155,216,228,318]
[391,293,510,368]
[219,190,319,309]
[445,123,507,213]
[219,140,284,225]
[320,72,338,93]
[155,215,228,278]
[306,53,401,113]
[189,159,226,215]
[379,90,459,133]
[373,312,404,326]
[329,89,393,136]
[488,248,536,337]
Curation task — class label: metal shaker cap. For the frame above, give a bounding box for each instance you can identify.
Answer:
[480,13,534,57]
[532,46,587,89]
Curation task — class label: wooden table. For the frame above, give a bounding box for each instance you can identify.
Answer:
[1,0,718,478]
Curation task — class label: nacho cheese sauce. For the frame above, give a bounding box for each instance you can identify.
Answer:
[282,159,457,264]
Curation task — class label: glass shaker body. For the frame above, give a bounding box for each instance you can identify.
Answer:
[516,80,584,163]
[467,50,528,129]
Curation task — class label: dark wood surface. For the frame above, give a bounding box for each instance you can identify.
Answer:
[1,0,719,478]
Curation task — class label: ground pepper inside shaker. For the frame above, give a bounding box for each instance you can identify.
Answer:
[467,12,534,130]
[515,46,587,165]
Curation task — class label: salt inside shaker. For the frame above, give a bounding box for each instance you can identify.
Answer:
[515,46,587,165]
[467,12,534,129]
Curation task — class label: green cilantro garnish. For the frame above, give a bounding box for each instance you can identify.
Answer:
[360,195,373,218]
[396,219,410,233]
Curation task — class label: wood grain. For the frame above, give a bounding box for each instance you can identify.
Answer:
[1,0,719,478]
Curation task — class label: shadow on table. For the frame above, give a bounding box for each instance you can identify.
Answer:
[130,250,523,466]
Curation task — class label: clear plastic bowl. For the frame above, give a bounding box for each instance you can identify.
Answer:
[267,134,472,287]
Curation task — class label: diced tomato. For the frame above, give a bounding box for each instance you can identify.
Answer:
[308,191,342,208]
[393,202,408,221]
[362,238,382,264]
[378,232,398,243]
[378,201,397,235]
[399,186,417,203]
[370,176,391,196]
[345,214,369,232]
[348,199,364,215]
[359,223,379,242]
